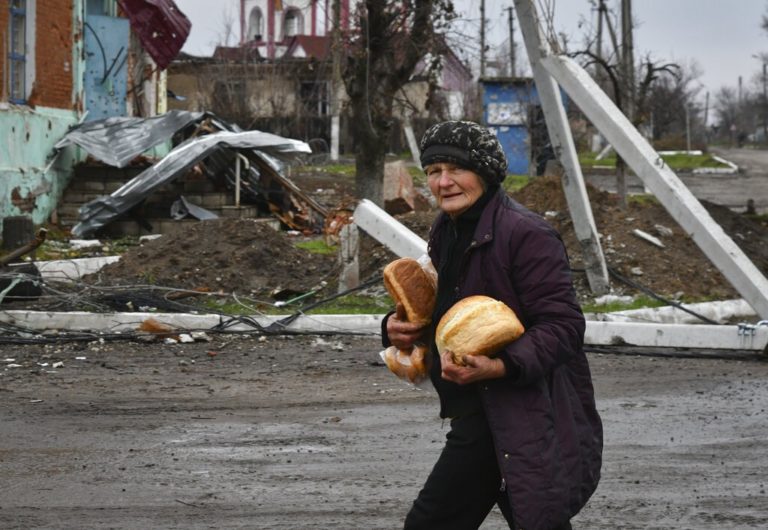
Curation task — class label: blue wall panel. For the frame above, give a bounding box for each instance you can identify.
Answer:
[84,15,129,121]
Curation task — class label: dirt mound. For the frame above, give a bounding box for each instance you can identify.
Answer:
[512,175,768,301]
[88,218,337,299]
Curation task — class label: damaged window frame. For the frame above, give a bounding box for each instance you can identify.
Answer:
[9,0,34,105]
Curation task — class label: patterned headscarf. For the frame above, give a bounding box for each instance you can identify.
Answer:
[420,121,508,185]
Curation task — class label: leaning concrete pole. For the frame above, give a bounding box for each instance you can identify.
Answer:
[538,52,768,319]
[514,0,610,294]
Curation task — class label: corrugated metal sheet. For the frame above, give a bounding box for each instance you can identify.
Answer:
[117,0,191,69]
[54,110,207,168]
[71,130,311,237]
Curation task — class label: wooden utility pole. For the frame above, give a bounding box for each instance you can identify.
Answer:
[621,0,635,122]
[480,0,486,77]
[595,0,604,63]
[506,6,516,77]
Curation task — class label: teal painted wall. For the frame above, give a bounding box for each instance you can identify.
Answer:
[0,0,84,235]
[0,105,81,230]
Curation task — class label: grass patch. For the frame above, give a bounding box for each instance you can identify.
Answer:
[294,239,338,255]
[582,295,667,314]
[627,194,659,207]
[197,291,392,316]
[503,174,530,193]
[320,163,356,176]
[579,151,729,170]
[304,293,392,315]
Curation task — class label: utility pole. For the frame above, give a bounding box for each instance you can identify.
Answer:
[762,61,767,146]
[595,0,604,64]
[620,0,635,122]
[506,6,516,77]
[330,0,342,161]
[704,91,709,141]
[480,0,486,77]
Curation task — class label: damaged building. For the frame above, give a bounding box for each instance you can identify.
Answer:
[0,0,190,232]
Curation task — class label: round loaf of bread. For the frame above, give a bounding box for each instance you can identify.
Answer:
[383,258,436,325]
[435,295,524,365]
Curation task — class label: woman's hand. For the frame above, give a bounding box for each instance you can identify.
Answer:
[440,350,506,385]
[386,303,428,350]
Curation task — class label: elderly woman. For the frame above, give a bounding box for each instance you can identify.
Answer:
[383,121,603,530]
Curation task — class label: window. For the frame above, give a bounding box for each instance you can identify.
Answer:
[247,7,263,41]
[9,0,27,104]
[283,9,303,39]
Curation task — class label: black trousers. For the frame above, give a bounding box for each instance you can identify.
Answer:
[403,412,573,530]
[403,412,514,529]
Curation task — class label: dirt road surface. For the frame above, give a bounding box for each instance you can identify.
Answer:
[1,334,767,529]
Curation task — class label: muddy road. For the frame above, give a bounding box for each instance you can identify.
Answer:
[1,334,767,529]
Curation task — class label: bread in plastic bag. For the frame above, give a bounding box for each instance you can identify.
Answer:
[380,344,430,385]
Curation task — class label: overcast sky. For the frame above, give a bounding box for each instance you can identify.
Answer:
[174,0,768,100]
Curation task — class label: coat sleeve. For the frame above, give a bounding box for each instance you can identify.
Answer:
[499,218,585,385]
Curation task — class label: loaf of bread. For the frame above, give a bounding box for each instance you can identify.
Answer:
[382,344,429,384]
[383,257,436,325]
[436,295,524,365]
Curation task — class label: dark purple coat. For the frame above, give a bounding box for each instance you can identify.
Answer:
[428,189,603,530]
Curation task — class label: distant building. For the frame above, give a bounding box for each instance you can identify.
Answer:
[167,0,474,150]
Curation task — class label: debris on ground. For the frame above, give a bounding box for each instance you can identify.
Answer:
[6,170,768,313]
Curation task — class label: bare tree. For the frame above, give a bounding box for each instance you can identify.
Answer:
[572,0,680,207]
[342,0,456,205]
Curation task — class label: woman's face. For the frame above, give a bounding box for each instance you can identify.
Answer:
[426,162,486,217]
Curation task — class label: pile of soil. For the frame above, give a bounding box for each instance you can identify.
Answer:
[82,173,768,306]
[88,218,338,300]
[512,175,768,301]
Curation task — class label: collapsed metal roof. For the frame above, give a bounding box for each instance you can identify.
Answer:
[117,0,191,69]
[64,112,314,236]
[54,110,207,168]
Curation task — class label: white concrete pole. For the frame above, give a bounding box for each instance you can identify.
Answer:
[338,223,360,293]
[403,116,422,169]
[540,53,768,319]
[514,0,610,295]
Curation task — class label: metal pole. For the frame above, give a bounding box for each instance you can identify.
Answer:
[685,104,691,152]
[480,0,486,78]
[507,6,516,77]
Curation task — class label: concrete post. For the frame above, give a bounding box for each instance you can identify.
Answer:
[514,0,610,295]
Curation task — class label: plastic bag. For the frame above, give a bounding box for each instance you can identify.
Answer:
[380,344,430,385]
